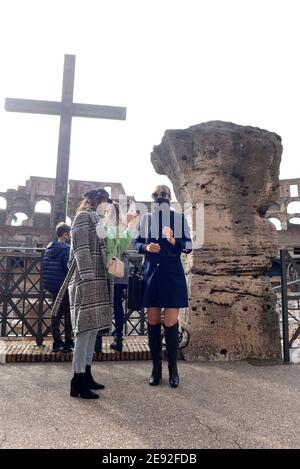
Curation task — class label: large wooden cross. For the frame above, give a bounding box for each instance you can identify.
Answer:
[5,54,126,228]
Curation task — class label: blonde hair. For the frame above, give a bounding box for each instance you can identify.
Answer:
[153,184,172,199]
[105,201,121,226]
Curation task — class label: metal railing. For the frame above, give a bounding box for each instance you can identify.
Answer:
[272,249,300,362]
[0,247,147,345]
[2,246,298,355]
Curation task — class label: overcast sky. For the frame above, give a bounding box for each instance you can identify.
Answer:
[0,0,299,202]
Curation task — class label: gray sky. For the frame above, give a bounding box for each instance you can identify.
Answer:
[0,0,299,201]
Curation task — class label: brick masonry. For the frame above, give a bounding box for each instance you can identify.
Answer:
[0,336,175,364]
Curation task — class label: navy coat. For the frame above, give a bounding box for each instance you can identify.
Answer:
[43,242,70,293]
[134,206,192,308]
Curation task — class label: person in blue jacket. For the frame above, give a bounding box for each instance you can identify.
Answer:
[43,222,73,352]
[134,185,192,388]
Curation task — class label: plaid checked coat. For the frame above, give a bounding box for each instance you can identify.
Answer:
[52,208,113,336]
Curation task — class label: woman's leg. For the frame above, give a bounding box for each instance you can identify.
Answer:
[147,307,163,385]
[163,308,180,388]
[163,308,179,327]
[147,307,162,325]
[86,330,98,366]
[70,331,99,399]
[85,330,105,390]
[114,284,126,339]
[72,331,90,373]
[110,284,127,352]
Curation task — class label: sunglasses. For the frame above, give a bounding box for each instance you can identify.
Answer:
[151,191,170,201]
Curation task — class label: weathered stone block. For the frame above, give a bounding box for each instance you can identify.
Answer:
[151,121,282,360]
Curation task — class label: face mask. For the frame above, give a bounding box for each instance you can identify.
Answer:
[156,197,170,205]
[96,204,105,216]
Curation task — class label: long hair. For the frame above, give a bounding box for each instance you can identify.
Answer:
[105,201,121,226]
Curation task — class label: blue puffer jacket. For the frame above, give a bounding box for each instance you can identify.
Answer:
[42,242,70,293]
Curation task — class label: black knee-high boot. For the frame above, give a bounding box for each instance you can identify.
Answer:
[164,322,180,388]
[147,323,162,386]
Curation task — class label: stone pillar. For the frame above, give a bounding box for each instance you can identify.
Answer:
[151,121,282,361]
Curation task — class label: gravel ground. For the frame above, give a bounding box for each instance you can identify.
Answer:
[0,360,299,449]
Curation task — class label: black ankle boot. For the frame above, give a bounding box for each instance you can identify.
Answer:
[164,323,180,388]
[110,337,123,352]
[63,339,74,353]
[52,339,65,353]
[70,372,99,399]
[148,323,162,386]
[85,365,105,390]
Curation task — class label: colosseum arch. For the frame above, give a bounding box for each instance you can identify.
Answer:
[0,196,7,210]
[287,201,300,215]
[11,212,29,226]
[34,200,52,213]
[288,217,300,225]
[268,217,282,230]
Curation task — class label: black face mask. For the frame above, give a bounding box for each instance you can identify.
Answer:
[155,197,170,205]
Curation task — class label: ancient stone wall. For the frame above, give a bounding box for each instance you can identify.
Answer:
[151,121,283,361]
[0,176,127,247]
[265,178,300,249]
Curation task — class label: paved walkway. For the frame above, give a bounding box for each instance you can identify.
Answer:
[0,360,299,449]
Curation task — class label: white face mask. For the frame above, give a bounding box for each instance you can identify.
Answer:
[96,203,105,216]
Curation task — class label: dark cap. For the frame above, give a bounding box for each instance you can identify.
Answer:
[84,187,113,204]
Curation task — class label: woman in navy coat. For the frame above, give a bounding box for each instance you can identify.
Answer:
[134,185,192,388]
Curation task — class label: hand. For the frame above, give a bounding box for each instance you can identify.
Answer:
[146,243,161,253]
[123,212,138,224]
[163,226,176,245]
[121,212,140,233]
[127,214,140,232]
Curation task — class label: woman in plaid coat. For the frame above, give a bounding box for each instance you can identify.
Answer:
[53,188,114,399]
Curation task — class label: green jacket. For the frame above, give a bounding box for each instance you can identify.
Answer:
[105,225,133,262]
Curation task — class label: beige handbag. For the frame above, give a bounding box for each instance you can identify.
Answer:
[107,256,125,278]
[107,240,124,278]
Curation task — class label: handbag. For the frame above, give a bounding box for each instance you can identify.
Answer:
[127,213,151,310]
[107,238,125,278]
[127,265,144,310]
[107,257,125,278]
